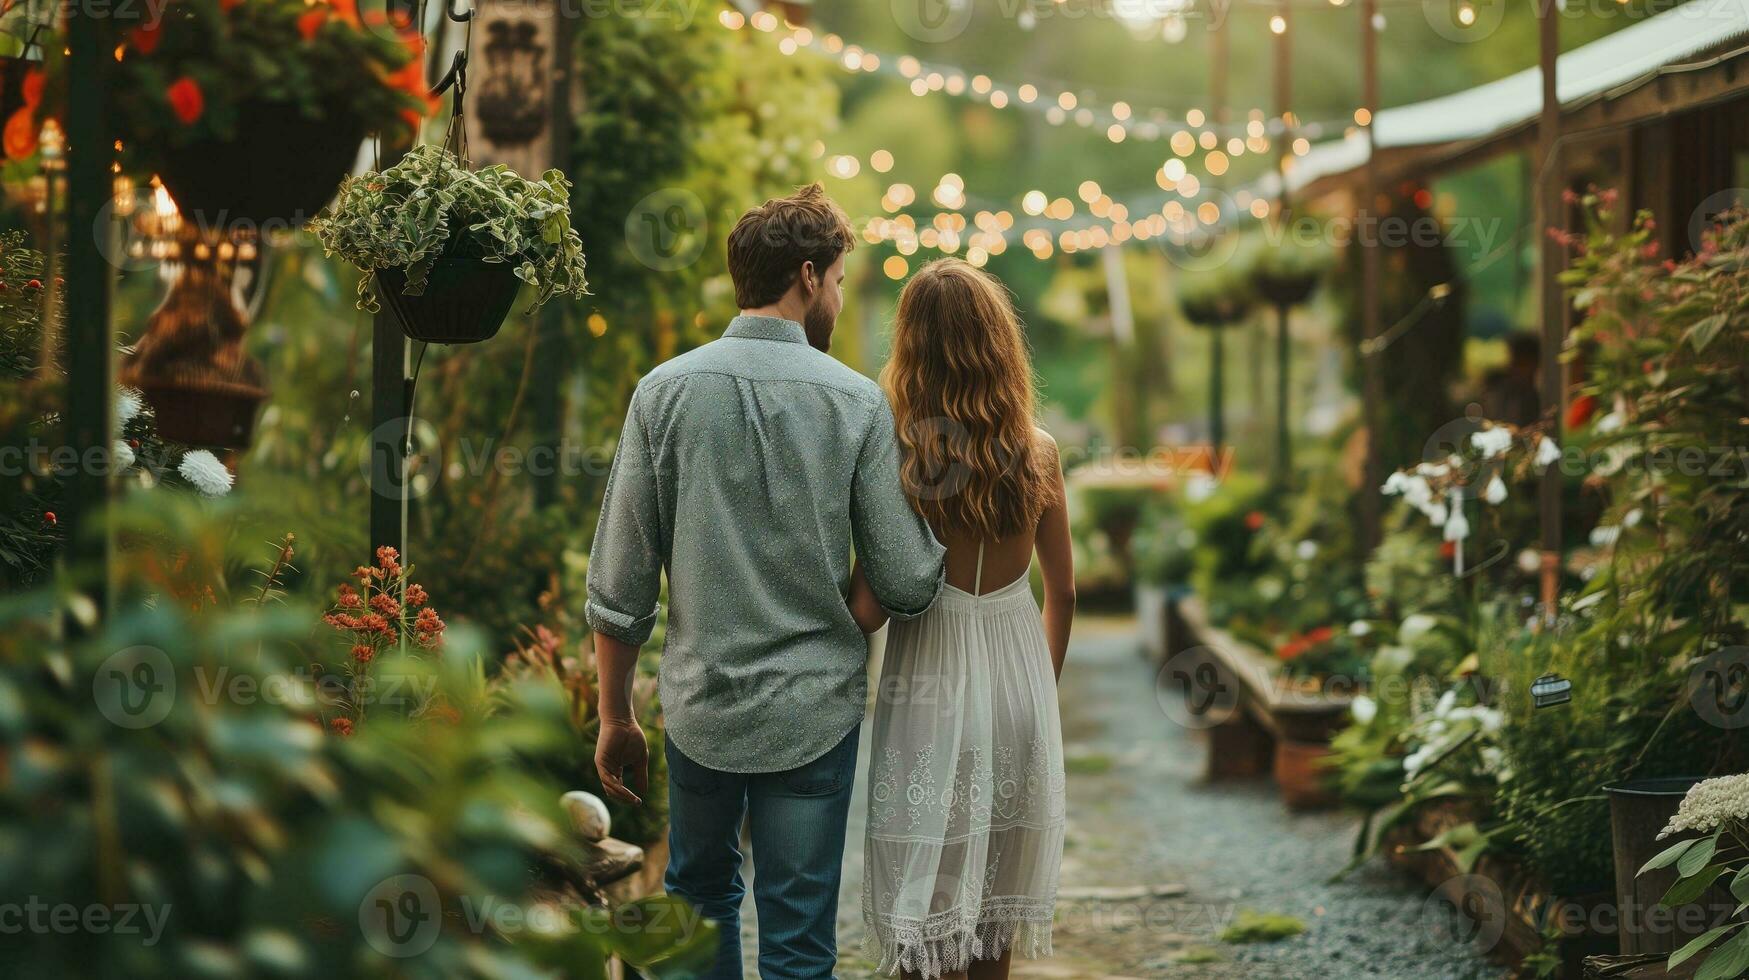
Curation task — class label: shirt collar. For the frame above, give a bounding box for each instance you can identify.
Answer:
[724,315,808,345]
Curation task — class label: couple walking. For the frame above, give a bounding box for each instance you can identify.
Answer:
[586,184,1074,980]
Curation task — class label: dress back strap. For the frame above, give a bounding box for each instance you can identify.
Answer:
[974,540,984,596]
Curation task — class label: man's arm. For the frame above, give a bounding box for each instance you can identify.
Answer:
[850,399,945,619]
[585,388,662,805]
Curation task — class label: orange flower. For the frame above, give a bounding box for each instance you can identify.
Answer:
[375,545,402,577]
[297,6,329,40]
[220,0,243,10]
[166,77,204,125]
[1304,625,1336,645]
[1243,510,1266,531]
[2,106,36,160]
[330,717,354,737]
[351,644,375,663]
[1566,393,1598,430]
[328,0,361,27]
[404,583,428,608]
[20,70,42,109]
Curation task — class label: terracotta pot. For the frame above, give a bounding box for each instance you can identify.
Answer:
[155,100,365,231]
[376,235,524,345]
[1274,738,1337,810]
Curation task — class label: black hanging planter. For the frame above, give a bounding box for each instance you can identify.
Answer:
[376,235,524,345]
[156,100,365,232]
[1255,268,1321,308]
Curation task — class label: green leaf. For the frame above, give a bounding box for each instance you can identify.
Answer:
[1685,313,1729,351]
[1641,837,1699,875]
[1733,864,1749,905]
[1662,865,1728,908]
[1680,832,1724,878]
[1695,928,1749,980]
[1670,924,1739,968]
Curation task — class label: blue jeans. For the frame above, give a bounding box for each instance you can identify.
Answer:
[664,725,861,980]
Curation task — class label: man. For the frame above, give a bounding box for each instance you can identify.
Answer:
[586,183,946,979]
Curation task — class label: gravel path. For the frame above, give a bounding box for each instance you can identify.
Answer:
[735,616,1506,979]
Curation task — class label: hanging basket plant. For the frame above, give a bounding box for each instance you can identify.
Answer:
[1177,231,1262,328]
[91,0,434,230]
[119,252,267,449]
[1254,229,1334,308]
[312,142,589,344]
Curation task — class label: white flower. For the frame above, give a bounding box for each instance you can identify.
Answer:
[1516,549,1541,574]
[1595,411,1624,434]
[1382,471,1410,495]
[1417,461,1452,479]
[1535,436,1562,470]
[1295,539,1319,561]
[1482,474,1508,505]
[1400,614,1438,643]
[1623,508,1643,528]
[1589,524,1621,548]
[1349,620,1372,637]
[1351,695,1377,725]
[1184,472,1218,503]
[1657,773,1749,839]
[1399,474,1433,512]
[178,450,233,497]
[112,440,135,472]
[1472,427,1513,459]
[1434,689,1458,718]
[1443,504,1469,542]
[115,387,143,428]
[1425,502,1448,528]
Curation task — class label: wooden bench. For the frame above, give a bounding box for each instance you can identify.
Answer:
[1167,596,1353,803]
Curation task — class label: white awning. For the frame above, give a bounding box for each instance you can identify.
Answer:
[1283,0,1749,193]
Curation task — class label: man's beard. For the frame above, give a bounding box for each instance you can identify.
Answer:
[802,298,835,352]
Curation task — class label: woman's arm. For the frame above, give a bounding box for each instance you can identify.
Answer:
[848,560,890,634]
[1034,432,1075,678]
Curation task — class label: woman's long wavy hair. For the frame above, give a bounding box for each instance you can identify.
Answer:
[882,258,1056,541]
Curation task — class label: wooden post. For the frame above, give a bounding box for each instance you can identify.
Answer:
[1535,0,1564,619]
[1358,0,1383,555]
[1273,0,1293,485]
[64,1,114,614]
[1208,6,1228,458]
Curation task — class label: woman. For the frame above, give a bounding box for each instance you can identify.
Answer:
[850,257,1074,980]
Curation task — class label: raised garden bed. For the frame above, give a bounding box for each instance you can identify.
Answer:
[1384,797,1619,976]
[1166,595,1354,807]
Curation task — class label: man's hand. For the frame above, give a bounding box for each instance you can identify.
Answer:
[595,718,649,806]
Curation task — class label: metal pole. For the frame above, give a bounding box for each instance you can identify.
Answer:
[64,0,115,615]
[532,2,573,511]
[1536,0,1564,619]
[1358,0,1384,555]
[368,314,411,562]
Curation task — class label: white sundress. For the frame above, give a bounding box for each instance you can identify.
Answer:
[863,543,1067,979]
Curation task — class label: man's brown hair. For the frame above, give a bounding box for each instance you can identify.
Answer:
[726,183,855,309]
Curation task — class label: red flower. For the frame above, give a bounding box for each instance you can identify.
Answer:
[350,644,375,663]
[1244,510,1266,532]
[220,0,242,10]
[330,717,354,737]
[26,279,40,289]
[404,583,428,608]
[298,7,329,40]
[375,545,402,577]
[1277,636,1308,661]
[20,70,42,109]
[1304,625,1336,645]
[166,77,204,125]
[131,23,161,55]
[1566,393,1598,430]
[1440,539,1457,560]
[42,511,55,525]
[369,592,400,617]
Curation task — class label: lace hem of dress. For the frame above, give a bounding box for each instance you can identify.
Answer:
[865,905,1054,979]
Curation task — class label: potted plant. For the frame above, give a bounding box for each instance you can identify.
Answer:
[100,0,431,229]
[312,142,590,344]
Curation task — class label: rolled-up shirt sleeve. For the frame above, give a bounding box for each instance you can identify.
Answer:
[586,387,664,646]
[851,399,946,620]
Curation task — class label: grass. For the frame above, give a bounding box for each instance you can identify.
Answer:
[1217,909,1307,944]
[1064,752,1115,775]
[1174,946,1224,964]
